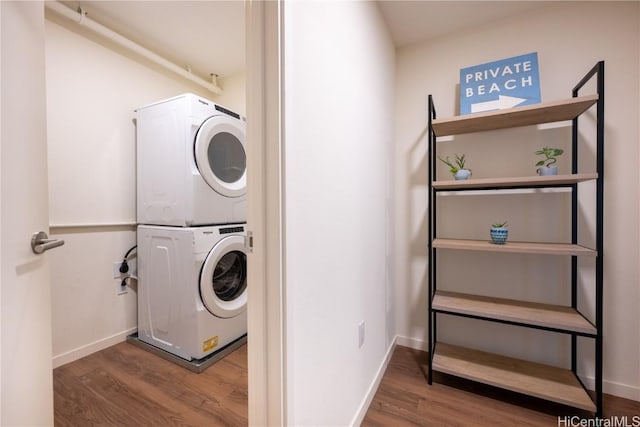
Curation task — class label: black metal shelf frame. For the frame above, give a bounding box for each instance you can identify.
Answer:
[426,61,604,416]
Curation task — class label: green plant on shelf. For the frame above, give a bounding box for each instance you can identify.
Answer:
[491,221,508,228]
[534,146,564,168]
[438,153,469,174]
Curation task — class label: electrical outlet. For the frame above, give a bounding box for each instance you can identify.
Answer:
[117,280,128,296]
[114,259,135,296]
[113,260,136,279]
[358,321,365,348]
[113,261,125,279]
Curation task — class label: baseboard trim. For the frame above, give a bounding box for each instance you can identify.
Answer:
[52,327,138,369]
[395,335,428,352]
[579,375,640,402]
[350,335,398,426]
[395,335,639,402]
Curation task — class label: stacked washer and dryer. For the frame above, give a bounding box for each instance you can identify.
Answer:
[135,93,248,364]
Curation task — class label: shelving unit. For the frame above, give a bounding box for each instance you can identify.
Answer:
[427,62,604,416]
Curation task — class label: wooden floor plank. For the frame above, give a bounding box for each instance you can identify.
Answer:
[54,342,640,426]
[362,346,640,426]
[54,342,248,427]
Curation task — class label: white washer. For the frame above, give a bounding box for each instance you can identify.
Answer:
[137,224,247,361]
[136,93,246,226]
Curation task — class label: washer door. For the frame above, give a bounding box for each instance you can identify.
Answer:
[194,115,246,198]
[200,235,247,318]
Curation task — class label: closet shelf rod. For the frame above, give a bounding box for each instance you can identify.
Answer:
[44,1,223,95]
[49,222,136,230]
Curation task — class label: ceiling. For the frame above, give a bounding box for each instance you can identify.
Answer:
[52,1,546,82]
[57,1,246,79]
[377,1,546,47]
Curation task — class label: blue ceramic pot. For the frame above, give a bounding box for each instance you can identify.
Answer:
[490,227,508,244]
[536,165,558,176]
[454,169,471,180]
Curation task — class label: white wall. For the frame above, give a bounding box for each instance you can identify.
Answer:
[395,2,639,400]
[283,1,396,425]
[45,18,245,366]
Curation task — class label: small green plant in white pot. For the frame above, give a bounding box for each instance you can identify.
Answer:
[438,153,471,180]
[490,221,508,245]
[535,146,564,176]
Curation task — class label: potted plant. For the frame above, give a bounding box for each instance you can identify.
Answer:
[535,146,564,176]
[490,221,508,244]
[438,153,471,180]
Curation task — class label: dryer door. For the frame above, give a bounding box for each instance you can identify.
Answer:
[200,235,247,318]
[194,115,246,198]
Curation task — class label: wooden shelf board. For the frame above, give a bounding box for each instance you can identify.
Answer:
[432,238,596,257]
[432,94,598,136]
[432,291,596,335]
[432,342,596,412]
[433,173,598,190]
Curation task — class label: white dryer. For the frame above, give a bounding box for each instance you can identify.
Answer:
[137,224,247,361]
[136,93,246,226]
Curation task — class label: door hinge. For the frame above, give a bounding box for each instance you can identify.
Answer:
[245,231,253,253]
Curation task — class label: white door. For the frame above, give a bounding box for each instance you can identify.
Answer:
[1,1,55,425]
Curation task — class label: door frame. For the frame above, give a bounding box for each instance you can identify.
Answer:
[246,1,286,425]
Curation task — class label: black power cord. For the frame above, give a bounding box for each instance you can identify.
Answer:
[119,245,137,287]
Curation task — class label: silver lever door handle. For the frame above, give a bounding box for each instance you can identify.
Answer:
[31,231,65,254]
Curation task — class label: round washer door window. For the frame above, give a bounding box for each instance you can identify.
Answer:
[194,115,246,198]
[200,235,247,318]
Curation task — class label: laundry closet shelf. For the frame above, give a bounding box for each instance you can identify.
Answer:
[432,94,598,136]
[432,291,596,335]
[432,342,596,412]
[432,173,597,191]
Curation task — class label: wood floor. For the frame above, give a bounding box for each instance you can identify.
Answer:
[54,342,639,426]
[363,346,639,426]
[54,341,248,426]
